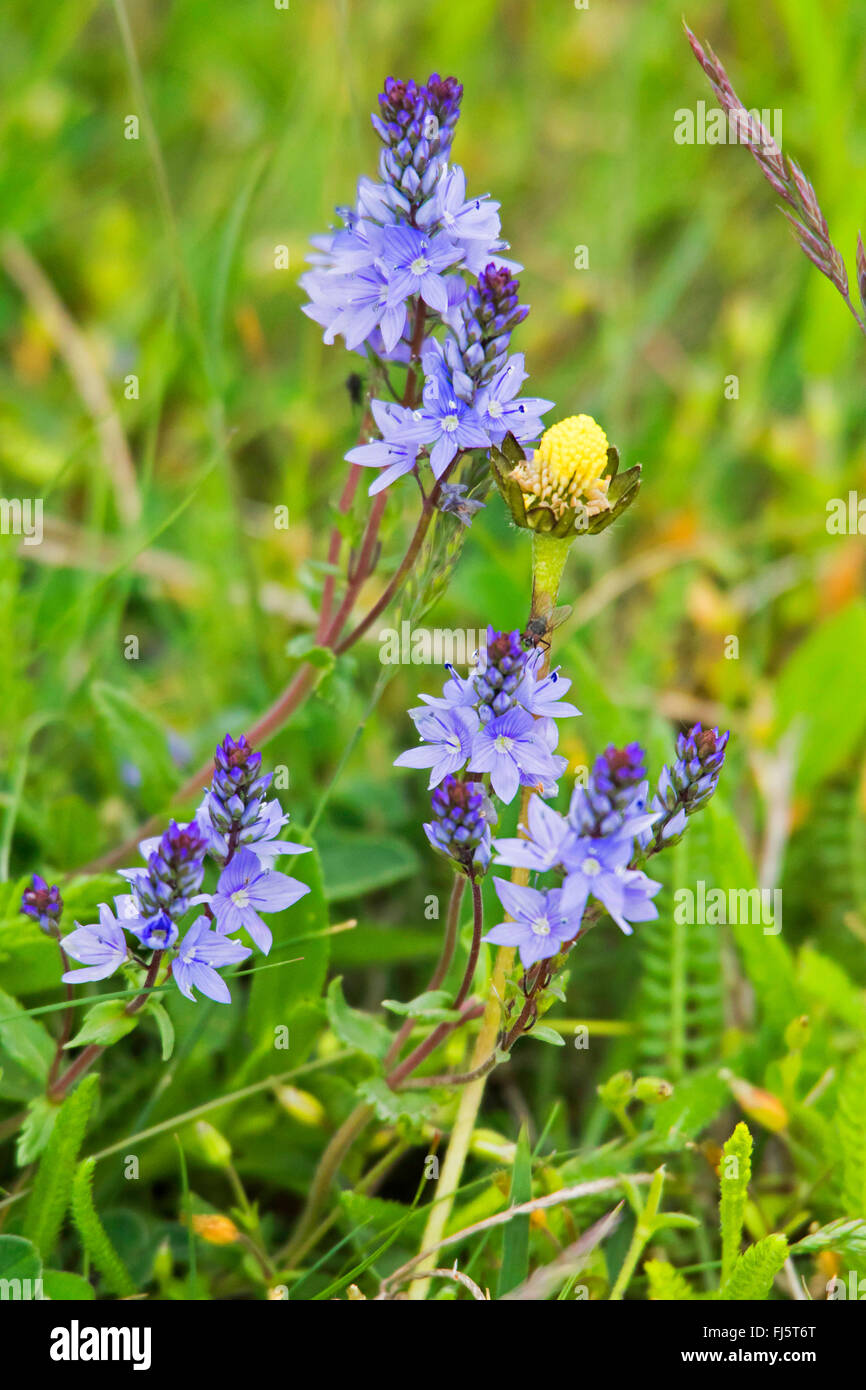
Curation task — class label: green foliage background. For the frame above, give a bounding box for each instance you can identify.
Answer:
[1,0,865,1300]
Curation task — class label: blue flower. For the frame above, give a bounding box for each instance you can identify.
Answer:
[475,354,554,446]
[345,400,429,495]
[131,911,178,952]
[418,367,489,478]
[493,792,572,872]
[172,918,252,1004]
[418,166,503,270]
[236,800,311,866]
[394,707,478,787]
[329,264,408,353]
[397,630,577,805]
[61,905,128,984]
[373,75,463,209]
[514,653,580,721]
[211,847,311,955]
[468,706,559,804]
[196,734,310,867]
[472,627,526,722]
[381,225,462,314]
[559,835,661,936]
[447,263,529,386]
[483,879,583,968]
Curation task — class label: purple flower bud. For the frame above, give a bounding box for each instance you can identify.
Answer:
[20,873,63,935]
[372,73,463,208]
[126,820,207,923]
[646,723,730,849]
[424,776,492,879]
[473,628,527,721]
[569,743,649,839]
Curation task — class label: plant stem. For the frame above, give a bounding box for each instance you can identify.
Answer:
[280,1100,375,1267]
[280,883,482,1260]
[407,934,515,1299]
[608,1166,666,1300]
[47,954,164,1101]
[47,1042,104,1103]
[386,883,483,1090]
[396,1051,497,1090]
[46,941,74,1091]
[386,1000,483,1092]
[384,873,466,1069]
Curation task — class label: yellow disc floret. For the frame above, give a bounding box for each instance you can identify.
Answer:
[510,413,612,521]
[535,414,609,491]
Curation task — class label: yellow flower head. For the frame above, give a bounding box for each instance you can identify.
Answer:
[510,414,612,521]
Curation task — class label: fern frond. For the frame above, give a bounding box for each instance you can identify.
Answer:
[719,1121,753,1284]
[721,1234,788,1300]
[23,1075,98,1259]
[836,1047,866,1217]
[645,1258,696,1300]
[71,1157,136,1297]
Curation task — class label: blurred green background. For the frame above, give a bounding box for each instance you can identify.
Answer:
[1,0,865,1263]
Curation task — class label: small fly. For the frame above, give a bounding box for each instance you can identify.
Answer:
[521,603,573,653]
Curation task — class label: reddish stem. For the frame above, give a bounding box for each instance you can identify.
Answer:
[386,881,484,1090]
[47,952,164,1101]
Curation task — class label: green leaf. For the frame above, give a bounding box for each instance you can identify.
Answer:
[24,1074,99,1259]
[357,1077,435,1124]
[246,845,330,1071]
[71,1158,137,1298]
[66,1000,138,1050]
[326,977,392,1061]
[719,1122,753,1285]
[91,681,178,805]
[318,832,420,902]
[0,1235,42,1290]
[285,634,336,673]
[0,916,57,996]
[382,990,461,1023]
[42,1270,95,1300]
[794,1218,866,1260]
[704,801,799,1036]
[0,985,54,1099]
[497,1124,532,1298]
[796,946,866,1030]
[775,600,866,795]
[331,924,439,968]
[148,1000,175,1061]
[652,1066,729,1145]
[528,1024,566,1047]
[721,1234,788,1300]
[16,1096,59,1166]
[337,1189,426,1252]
